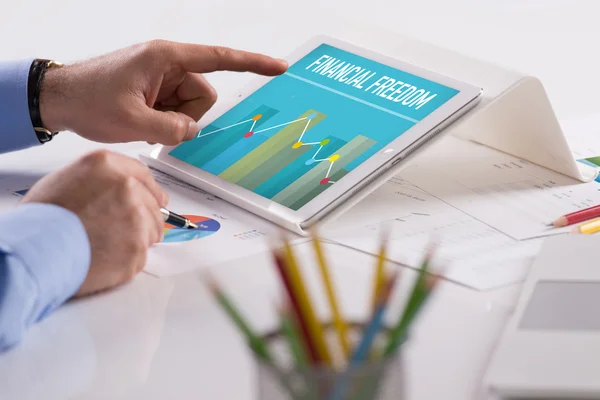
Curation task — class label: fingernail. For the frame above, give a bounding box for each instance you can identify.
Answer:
[278,58,288,67]
[188,120,198,139]
[161,191,169,205]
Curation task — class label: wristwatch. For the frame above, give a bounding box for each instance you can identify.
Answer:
[27,59,64,143]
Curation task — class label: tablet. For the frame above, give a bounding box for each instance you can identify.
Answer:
[144,35,482,233]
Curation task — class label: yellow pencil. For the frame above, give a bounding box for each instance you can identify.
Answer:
[311,233,351,360]
[371,231,389,310]
[282,237,332,365]
[572,217,600,234]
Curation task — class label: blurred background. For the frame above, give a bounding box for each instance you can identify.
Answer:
[1,0,597,120]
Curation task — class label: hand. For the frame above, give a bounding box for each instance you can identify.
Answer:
[21,150,167,296]
[39,40,288,145]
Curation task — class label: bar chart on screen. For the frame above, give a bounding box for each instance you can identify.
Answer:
[170,105,377,210]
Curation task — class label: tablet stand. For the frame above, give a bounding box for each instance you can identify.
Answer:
[293,26,598,234]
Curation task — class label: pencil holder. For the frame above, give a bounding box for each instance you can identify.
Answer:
[256,323,404,400]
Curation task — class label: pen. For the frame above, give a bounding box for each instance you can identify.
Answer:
[550,204,600,227]
[160,208,198,229]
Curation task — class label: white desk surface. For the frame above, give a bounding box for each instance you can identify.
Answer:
[0,1,599,398]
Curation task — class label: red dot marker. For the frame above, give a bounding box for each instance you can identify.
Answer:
[320,178,331,185]
[244,131,254,138]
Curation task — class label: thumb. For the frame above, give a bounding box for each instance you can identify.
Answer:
[140,109,198,145]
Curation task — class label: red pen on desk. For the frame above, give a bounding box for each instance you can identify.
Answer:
[550,204,600,227]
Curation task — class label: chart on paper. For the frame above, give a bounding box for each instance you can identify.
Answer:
[162,215,221,243]
[144,169,293,277]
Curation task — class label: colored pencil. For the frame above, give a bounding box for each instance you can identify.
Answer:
[370,231,389,311]
[311,234,351,360]
[205,276,272,362]
[278,302,308,368]
[351,271,399,364]
[571,217,600,234]
[383,248,437,357]
[329,272,399,400]
[272,250,320,364]
[282,238,332,365]
[551,204,600,227]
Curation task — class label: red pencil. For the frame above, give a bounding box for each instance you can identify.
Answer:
[272,250,321,364]
[551,204,600,227]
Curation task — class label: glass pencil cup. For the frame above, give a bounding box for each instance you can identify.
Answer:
[256,323,405,400]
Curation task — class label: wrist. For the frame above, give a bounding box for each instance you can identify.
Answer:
[39,66,70,133]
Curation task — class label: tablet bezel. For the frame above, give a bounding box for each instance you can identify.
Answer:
[151,35,482,225]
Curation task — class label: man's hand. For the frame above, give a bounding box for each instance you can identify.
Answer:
[39,40,288,145]
[22,150,167,296]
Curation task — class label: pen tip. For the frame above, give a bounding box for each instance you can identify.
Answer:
[188,222,198,229]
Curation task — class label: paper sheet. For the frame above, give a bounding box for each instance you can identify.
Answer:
[323,176,542,290]
[395,136,600,241]
[145,169,299,277]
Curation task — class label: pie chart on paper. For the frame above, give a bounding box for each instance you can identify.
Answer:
[162,215,221,243]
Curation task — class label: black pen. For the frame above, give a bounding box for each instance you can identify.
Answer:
[160,208,198,229]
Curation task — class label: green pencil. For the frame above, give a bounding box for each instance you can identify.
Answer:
[383,248,437,357]
[205,276,273,362]
[278,302,308,368]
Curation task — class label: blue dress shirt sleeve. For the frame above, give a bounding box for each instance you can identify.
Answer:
[0,204,91,351]
[0,59,40,153]
[0,60,91,351]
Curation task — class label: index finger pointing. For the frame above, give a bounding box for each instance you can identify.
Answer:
[172,44,288,76]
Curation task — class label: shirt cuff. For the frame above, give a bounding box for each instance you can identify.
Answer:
[0,59,40,153]
[0,203,91,319]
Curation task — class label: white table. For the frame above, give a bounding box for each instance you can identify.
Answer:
[1,1,598,398]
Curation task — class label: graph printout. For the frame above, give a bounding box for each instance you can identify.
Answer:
[170,44,459,210]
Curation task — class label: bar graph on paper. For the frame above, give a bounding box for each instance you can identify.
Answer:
[170,106,376,210]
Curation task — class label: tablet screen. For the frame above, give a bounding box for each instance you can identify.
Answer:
[169,44,459,210]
